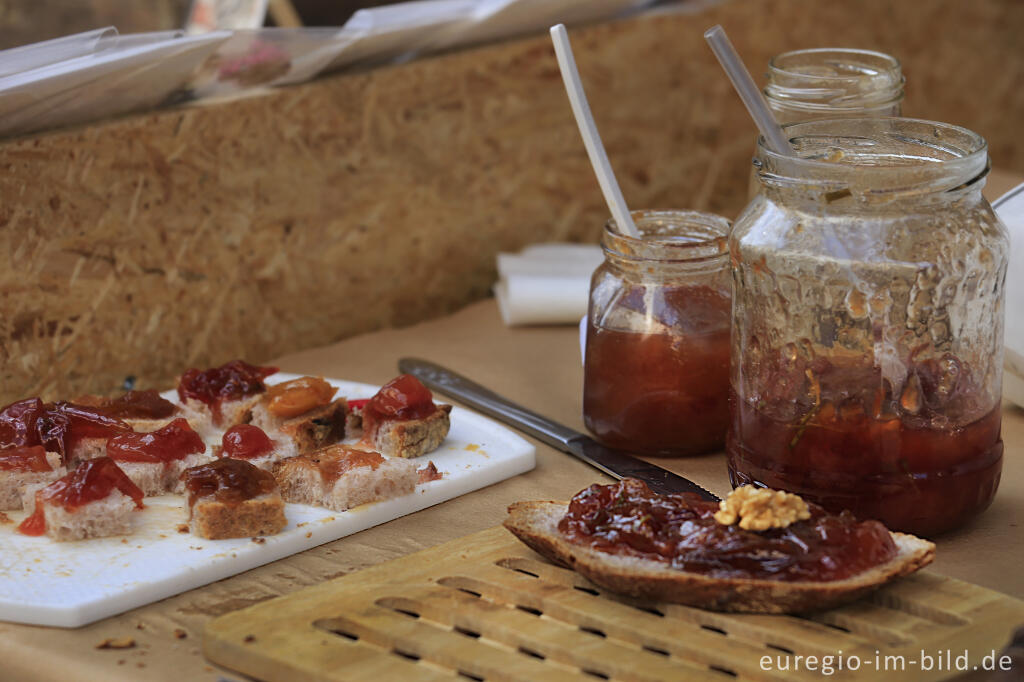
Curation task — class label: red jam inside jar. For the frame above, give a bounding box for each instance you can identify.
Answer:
[221,424,275,460]
[18,457,145,536]
[583,211,732,457]
[107,418,206,464]
[362,375,436,436]
[182,458,277,508]
[177,360,278,424]
[727,355,1003,536]
[559,479,897,582]
[584,284,730,456]
[0,445,53,472]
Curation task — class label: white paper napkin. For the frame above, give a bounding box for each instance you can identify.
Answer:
[494,243,603,326]
[994,182,1024,408]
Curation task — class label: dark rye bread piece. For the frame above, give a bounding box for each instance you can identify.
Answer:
[248,398,348,459]
[189,492,286,540]
[503,500,935,614]
[372,404,452,459]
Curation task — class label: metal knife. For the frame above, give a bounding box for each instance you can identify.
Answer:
[398,357,719,501]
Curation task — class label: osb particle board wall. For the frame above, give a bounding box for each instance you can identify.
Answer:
[1,0,1022,402]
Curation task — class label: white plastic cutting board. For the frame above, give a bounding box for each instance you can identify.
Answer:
[0,374,536,628]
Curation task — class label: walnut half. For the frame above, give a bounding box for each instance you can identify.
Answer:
[713,485,811,531]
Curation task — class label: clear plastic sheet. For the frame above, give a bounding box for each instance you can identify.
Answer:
[0,27,117,79]
[0,1,661,138]
[185,28,361,97]
[0,32,229,138]
[322,0,477,73]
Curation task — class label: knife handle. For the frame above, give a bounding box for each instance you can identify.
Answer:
[398,358,580,451]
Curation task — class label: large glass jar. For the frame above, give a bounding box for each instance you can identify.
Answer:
[764,48,904,123]
[584,210,731,457]
[728,118,1008,536]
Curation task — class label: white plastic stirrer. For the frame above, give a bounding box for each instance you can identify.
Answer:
[549,24,639,238]
[704,24,796,157]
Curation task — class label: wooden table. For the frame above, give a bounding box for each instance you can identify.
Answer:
[0,175,1021,681]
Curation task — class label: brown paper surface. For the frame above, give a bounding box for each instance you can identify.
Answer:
[0,174,1021,681]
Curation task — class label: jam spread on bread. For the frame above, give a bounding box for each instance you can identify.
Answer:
[0,445,53,472]
[107,418,206,464]
[221,425,275,460]
[177,361,278,423]
[182,458,277,508]
[78,390,178,420]
[558,479,897,582]
[264,377,337,418]
[362,374,436,436]
[0,399,131,460]
[303,445,383,485]
[18,458,145,536]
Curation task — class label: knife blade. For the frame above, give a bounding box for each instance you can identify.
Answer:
[398,357,719,501]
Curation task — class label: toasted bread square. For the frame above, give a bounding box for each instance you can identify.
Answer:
[273,445,417,511]
[189,491,286,540]
[371,405,452,458]
[33,488,138,542]
[249,398,348,459]
[0,452,64,511]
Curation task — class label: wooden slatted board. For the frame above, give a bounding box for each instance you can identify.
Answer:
[204,526,1024,681]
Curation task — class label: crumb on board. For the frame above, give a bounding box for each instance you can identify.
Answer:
[96,637,136,650]
[296,522,307,528]
[244,635,256,643]
[0,511,12,524]
[177,524,189,533]
[305,531,312,538]
[465,443,480,451]
[121,538,129,544]
[135,623,145,630]
[174,629,187,640]
[251,537,266,544]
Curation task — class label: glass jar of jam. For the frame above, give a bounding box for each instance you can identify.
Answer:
[728,118,1008,536]
[583,210,731,457]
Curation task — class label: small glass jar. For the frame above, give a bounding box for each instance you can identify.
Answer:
[729,118,1008,536]
[583,210,731,457]
[764,48,904,123]
[749,48,905,198]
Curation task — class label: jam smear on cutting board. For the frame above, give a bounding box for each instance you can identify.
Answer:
[18,457,145,536]
[177,360,278,424]
[221,424,275,460]
[77,390,178,420]
[0,445,54,472]
[107,418,206,464]
[182,458,277,508]
[362,375,436,437]
[0,399,131,461]
[264,377,337,418]
[558,479,897,582]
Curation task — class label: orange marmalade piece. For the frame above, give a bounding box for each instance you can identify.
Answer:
[264,377,337,418]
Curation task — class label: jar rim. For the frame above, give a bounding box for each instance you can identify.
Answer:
[754,117,989,196]
[768,48,902,83]
[765,48,904,113]
[603,209,730,263]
